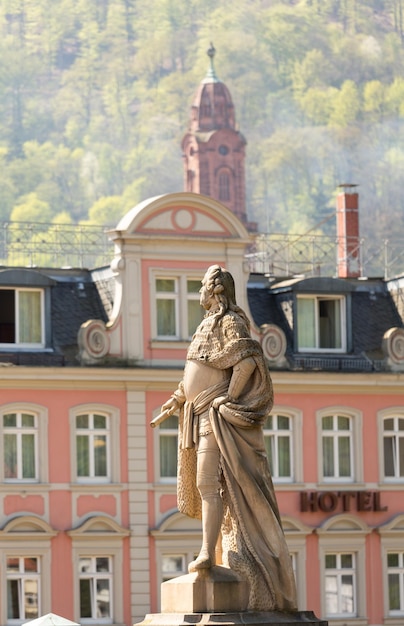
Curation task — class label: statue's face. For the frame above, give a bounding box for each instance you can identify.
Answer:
[199,276,215,310]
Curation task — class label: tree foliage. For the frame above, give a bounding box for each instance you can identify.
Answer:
[0,0,403,241]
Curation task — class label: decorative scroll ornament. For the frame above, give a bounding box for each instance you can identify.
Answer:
[78,319,110,363]
[383,327,404,365]
[261,324,287,363]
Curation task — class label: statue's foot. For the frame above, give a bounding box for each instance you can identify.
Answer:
[188,551,214,572]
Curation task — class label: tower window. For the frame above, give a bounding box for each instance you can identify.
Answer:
[219,172,230,201]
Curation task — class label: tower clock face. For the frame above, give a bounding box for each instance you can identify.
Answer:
[218,145,229,155]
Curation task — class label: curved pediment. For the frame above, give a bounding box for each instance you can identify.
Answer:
[112,192,250,241]
[68,515,130,537]
[318,514,371,534]
[1,515,57,538]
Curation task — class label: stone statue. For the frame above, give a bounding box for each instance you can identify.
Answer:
[160,265,297,612]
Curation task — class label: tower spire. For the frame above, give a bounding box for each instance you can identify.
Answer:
[204,43,219,83]
[181,47,256,230]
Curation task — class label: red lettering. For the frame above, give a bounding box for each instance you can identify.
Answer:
[318,492,338,513]
[357,491,372,511]
[373,492,388,512]
[339,491,356,512]
[300,492,318,512]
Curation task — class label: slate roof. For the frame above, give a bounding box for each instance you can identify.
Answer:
[0,267,108,367]
[247,273,404,372]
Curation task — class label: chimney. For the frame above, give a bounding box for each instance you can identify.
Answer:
[336,184,361,278]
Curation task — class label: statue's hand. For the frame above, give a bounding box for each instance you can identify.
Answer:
[212,395,231,410]
[161,396,180,415]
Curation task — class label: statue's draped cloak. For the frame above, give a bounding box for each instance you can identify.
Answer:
[177,311,297,612]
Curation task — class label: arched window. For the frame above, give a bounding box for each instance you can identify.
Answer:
[383,415,404,480]
[0,403,48,483]
[317,408,363,484]
[263,407,302,483]
[68,516,129,625]
[70,405,120,484]
[263,413,293,481]
[218,172,230,201]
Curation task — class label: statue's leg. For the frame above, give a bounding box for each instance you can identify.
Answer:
[188,432,222,572]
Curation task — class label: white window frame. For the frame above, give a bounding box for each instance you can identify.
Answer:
[296,294,346,353]
[380,514,404,622]
[79,555,113,623]
[151,511,202,611]
[5,555,41,622]
[317,407,363,485]
[0,404,48,484]
[153,408,178,484]
[324,552,357,618]
[69,516,129,626]
[386,551,404,616]
[0,516,55,626]
[263,407,302,483]
[282,516,312,610]
[150,270,203,342]
[70,405,120,484]
[317,515,369,625]
[0,287,45,348]
[378,409,404,483]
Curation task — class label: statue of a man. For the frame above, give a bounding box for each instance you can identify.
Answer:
[161,265,297,612]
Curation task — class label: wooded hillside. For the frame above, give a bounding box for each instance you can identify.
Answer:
[1,0,403,240]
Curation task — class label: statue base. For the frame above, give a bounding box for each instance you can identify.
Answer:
[135,566,327,626]
[161,565,249,612]
[135,611,327,626]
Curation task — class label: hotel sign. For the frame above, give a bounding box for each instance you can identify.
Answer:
[300,490,388,513]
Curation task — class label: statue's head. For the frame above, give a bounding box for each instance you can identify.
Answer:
[202,265,236,312]
[200,265,250,330]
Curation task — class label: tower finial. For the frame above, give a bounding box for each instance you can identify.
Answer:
[205,42,219,82]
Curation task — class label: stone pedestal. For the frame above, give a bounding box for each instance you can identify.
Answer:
[135,565,328,626]
[161,566,249,613]
[135,611,327,626]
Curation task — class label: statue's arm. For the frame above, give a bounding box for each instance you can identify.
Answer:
[212,356,256,408]
[161,380,186,414]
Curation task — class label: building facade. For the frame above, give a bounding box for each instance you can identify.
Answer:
[0,190,404,626]
[1,48,404,626]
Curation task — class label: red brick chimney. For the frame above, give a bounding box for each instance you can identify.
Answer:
[336,184,361,278]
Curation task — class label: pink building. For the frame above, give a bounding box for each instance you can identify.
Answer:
[1,51,404,626]
[0,189,404,626]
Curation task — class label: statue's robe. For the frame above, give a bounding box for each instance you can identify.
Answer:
[176,310,298,612]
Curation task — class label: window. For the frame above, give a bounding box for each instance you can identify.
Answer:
[71,405,120,484]
[76,413,110,482]
[383,416,404,480]
[321,414,353,482]
[0,288,44,347]
[162,554,187,582]
[6,556,40,621]
[69,517,128,626]
[3,412,37,482]
[387,552,404,614]
[264,414,293,481]
[154,274,203,341]
[79,556,112,622]
[318,517,367,623]
[218,172,230,201]
[297,295,345,351]
[159,414,178,481]
[325,553,356,618]
[380,516,404,617]
[0,517,54,625]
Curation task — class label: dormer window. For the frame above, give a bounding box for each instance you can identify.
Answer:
[297,295,346,352]
[153,274,203,341]
[0,288,44,347]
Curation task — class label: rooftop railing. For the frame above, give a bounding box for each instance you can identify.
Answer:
[1,221,404,280]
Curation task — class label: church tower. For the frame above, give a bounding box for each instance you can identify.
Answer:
[182,45,255,230]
